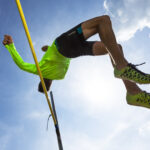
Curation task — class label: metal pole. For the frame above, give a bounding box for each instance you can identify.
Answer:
[50,91,63,150]
[15,0,57,125]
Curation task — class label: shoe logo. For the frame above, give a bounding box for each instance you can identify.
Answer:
[68,31,76,36]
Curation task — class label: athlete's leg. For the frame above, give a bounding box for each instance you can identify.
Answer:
[81,16,150,84]
[93,41,142,95]
[116,45,142,95]
[81,15,127,70]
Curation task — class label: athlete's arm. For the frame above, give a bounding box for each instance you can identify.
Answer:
[3,35,38,74]
[38,79,52,93]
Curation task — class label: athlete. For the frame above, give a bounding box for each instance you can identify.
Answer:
[3,15,150,109]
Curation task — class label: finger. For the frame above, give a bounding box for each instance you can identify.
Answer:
[4,35,11,40]
[8,36,13,41]
[4,36,11,41]
[4,36,9,41]
[3,38,8,43]
[7,35,11,39]
[4,36,8,41]
[4,34,10,37]
[2,40,7,45]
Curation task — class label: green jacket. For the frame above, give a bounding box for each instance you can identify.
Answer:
[5,40,71,80]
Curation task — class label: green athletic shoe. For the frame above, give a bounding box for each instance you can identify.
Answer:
[114,63,150,84]
[126,91,150,109]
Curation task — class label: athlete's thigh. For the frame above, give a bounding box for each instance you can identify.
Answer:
[81,16,106,39]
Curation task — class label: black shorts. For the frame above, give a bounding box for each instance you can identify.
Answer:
[55,23,95,58]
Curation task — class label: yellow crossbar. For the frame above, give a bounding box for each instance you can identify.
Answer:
[15,0,57,125]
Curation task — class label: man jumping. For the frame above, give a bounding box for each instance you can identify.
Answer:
[3,15,150,109]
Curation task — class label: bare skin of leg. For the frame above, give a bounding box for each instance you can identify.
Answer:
[92,41,142,95]
[81,15,128,70]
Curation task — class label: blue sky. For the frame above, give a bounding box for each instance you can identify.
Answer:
[1,0,150,150]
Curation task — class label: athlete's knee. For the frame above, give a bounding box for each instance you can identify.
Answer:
[99,15,111,25]
[103,15,111,22]
[97,15,112,35]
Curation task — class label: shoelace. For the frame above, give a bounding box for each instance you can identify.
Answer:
[143,91,150,97]
[128,62,146,75]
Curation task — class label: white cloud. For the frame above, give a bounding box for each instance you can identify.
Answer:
[103,0,150,42]
[100,122,130,149]
[26,111,48,120]
[138,121,150,137]
[0,135,11,150]
[104,0,109,12]
[64,131,100,150]
[60,121,131,150]
[0,121,24,150]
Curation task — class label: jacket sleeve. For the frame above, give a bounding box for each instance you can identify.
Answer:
[5,43,38,74]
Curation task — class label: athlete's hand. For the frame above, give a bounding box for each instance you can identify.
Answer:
[41,45,48,52]
[2,35,13,46]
